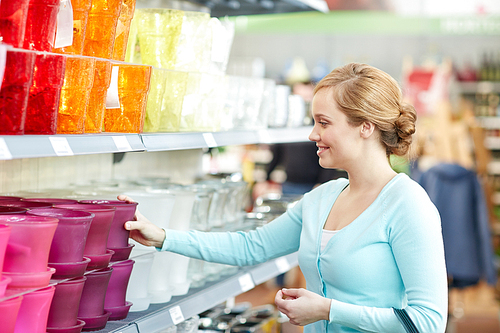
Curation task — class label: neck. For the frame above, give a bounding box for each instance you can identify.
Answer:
[345,152,398,194]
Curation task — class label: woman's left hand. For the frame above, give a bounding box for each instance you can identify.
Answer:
[275,288,331,326]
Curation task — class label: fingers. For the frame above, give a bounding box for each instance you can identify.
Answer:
[124,220,142,231]
[281,288,302,298]
[117,194,135,203]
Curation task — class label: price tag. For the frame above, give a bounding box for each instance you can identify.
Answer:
[49,137,74,156]
[106,66,120,109]
[275,257,291,274]
[53,0,74,48]
[202,133,217,148]
[238,273,255,292]
[112,136,132,152]
[0,44,7,91]
[0,138,12,160]
[257,130,272,143]
[169,305,185,325]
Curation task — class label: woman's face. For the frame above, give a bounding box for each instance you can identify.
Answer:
[308,88,362,170]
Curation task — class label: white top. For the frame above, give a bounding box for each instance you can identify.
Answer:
[321,229,339,251]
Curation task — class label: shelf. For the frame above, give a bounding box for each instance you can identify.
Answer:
[0,127,313,160]
[477,117,500,130]
[96,252,298,333]
[457,81,500,94]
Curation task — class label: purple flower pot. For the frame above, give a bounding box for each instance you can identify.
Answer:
[22,198,79,205]
[105,259,134,320]
[1,215,58,273]
[27,208,94,264]
[0,200,53,210]
[0,296,23,333]
[78,267,113,318]
[14,285,55,333]
[47,276,87,328]
[54,203,115,256]
[79,200,138,249]
[0,207,28,215]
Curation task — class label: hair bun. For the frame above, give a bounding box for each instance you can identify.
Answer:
[391,103,417,156]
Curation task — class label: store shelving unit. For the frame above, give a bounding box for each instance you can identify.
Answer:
[0,126,313,159]
[101,252,298,333]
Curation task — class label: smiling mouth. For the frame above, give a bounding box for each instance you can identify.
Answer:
[317,147,329,155]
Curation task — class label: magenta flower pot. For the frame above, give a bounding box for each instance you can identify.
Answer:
[47,276,86,328]
[0,224,12,276]
[0,196,24,201]
[54,203,115,256]
[78,267,113,331]
[22,198,79,205]
[27,208,94,264]
[1,215,58,273]
[80,200,138,249]
[0,200,53,210]
[0,207,27,215]
[0,276,11,298]
[46,319,85,333]
[105,259,134,320]
[0,296,23,333]
[14,285,55,333]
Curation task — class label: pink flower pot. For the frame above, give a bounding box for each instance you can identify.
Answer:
[27,208,94,263]
[79,200,138,249]
[0,196,24,201]
[0,200,53,210]
[4,267,55,289]
[47,276,87,328]
[22,198,79,205]
[105,259,134,320]
[0,295,23,333]
[13,285,55,333]
[1,215,58,273]
[54,203,115,256]
[0,224,12,276]
[46,319,85,333]
[78,267,113,330]
[0,207,28,215]
[0,276,11,298]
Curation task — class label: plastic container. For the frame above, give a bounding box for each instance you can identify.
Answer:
[111,0,136,61]
[27,208,94,263]
[13,285,55,333]
[52,0,93,55]
[103,64,152,133]
[0,196,24,201]
[105,259,134,320]
[82,0,122,58]
[143,67,167,132]
[79,199,137,249]
[85,59,112,133]
[47,276,87,328]
[0,0,30,48]
[0,207,28,215]
[57,55,96,134]
[24,52,67,135]
[159,70,188,132]
[126,250,154,312]
[23,198,78,205]
[135,8,184,69]
[175,11,211,73]
[78,267,113,330]
[53,203,116,256]
[0,49,36,135]
[0,296,23,333]
[4,267,56,289]
[1,215,59,273]
[0,276,11,298]
[0,200,53,210]
[23,0,60,51]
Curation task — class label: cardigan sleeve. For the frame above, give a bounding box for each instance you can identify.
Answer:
[328,192,448,333]
[160,198,304,266]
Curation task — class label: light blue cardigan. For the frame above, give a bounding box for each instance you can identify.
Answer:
[161,173,448,332]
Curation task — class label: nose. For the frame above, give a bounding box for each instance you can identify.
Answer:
[309,125,320,142]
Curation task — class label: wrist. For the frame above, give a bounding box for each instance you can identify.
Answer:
[155,228,166,249]
[323,298,332,322]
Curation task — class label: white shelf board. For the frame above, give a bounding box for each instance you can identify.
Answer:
[0,127,313,159]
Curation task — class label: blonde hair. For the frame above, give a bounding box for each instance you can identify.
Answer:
[314,63,416,157]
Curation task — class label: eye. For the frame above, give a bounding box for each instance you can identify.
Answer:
[319,121,328,127]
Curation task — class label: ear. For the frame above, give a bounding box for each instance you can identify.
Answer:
[360,121,375,138]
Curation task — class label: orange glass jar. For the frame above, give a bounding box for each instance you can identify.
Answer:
[104,64,151,133]
[111,0,136,61]
[83,0,122,59]
[85,59,112,133]
[57,55,96,134]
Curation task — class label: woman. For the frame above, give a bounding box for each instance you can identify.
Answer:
[119,63,448,332]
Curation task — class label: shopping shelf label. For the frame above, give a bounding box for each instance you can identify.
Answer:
[0,138,12,160]
[112,136,132,152]
[238,273,255,292]
[202,133,218,148]
[49,137,74,156]
[275,257,291,274]
[169,305,185,325]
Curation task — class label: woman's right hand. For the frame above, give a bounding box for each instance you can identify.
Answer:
[117,194,166,249]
